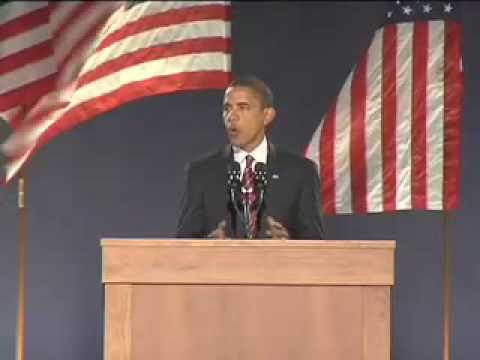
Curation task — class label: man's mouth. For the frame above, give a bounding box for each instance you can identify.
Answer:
[227,127,238,136]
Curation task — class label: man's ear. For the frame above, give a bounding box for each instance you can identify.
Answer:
[263,107,276,127]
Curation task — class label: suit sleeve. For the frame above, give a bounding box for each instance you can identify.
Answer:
[294,161,325,239]
[176,162,207,238]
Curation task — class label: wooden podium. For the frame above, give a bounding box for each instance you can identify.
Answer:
[102,239,395,360]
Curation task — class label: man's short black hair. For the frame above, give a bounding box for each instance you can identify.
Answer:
[226,75,274,108]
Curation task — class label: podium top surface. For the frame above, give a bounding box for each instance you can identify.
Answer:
[102,239,395,286]
[101,239,395,249]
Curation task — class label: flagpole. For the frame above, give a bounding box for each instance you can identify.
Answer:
[442,212,453,360]
[16,172,27,360]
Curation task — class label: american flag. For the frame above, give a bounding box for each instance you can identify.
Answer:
[305,1,463,215]
[0,1,231,184]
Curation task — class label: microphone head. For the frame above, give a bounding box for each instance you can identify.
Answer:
[227,161,241,190]
[254,162,267,190]
[231,160,240,172]
[227,161,243,215]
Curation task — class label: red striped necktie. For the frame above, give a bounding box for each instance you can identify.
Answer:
[242,155,258,238]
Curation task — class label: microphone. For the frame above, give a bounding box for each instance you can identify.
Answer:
[227,160,241,204]
[226,160,267,239]
[254,162,267,210]
[227,161,243,236]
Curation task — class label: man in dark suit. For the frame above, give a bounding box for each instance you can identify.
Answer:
[176,75,324,239]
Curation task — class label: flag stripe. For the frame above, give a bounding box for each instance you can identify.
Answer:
[83,19,231,78]
[412,22,428,209]
[320,106,336,215]
[49,2,83,33]
[80,20,230,80]
[1,1,232,183]
[56,11,115,86]
[426,21,445,209]
[5,71,230,183]
[79,37,231,87]
[0,23,51,59]
[382,24,397,211]
[24,52,230,136]
[0,56,56,96]
[304,120,321,166]
[53,3,117,66]
[0,2,47,25]
[365,28,384,213]
[335,73,353,214]
[9,107,27,129]
[395,23,414,209]
[443,21,463,209]
[0,4,50,41]
[305,4,463,215]
[5,98,71,151]
[43,72,232,149]
[23,3,122,128]
[98,4,230,51]
[0,41,52,77]
[350,53,368,213]
[0,106,22,124]
[73,52,230,105]
[99,1,224,39]
[51,2,94,42]
[4,51,230,168]
[0,73,56,112]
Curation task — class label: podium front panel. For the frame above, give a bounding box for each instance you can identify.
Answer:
[102,239,394,360]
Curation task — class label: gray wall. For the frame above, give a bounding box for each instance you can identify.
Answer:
[1,2,478,359]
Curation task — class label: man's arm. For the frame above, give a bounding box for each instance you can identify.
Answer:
[176,162,206,238]
[294,161,324,239]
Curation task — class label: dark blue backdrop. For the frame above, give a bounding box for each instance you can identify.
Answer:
[1,2,478,359]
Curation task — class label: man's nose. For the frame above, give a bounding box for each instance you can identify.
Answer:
[227,109,238,122]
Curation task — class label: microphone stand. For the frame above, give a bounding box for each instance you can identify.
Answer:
[227,162,250,238]
[253,162,267,237]
[243,188,253,239]
[227,161,268,239]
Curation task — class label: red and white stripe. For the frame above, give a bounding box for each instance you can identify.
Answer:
[1,1,232,184]
[305,19,463,215]
[0,2,55,116]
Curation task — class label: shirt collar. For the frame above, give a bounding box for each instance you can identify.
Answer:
[232,136,268,165]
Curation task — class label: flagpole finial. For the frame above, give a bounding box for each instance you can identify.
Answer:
[18,177,25,209]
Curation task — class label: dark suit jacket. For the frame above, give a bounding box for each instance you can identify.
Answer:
[176,143,324,239]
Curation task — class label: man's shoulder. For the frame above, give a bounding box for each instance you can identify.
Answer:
[185,146,227,174]
[274,147,318,172]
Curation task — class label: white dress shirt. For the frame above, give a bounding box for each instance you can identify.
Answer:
[232,136,268,179]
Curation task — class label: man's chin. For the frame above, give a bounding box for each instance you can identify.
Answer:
[228,137,243,148]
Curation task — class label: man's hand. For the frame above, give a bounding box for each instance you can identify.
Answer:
[207,220,228,239]
[265,216,289,239]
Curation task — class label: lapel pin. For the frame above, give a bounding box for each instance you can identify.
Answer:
[272,174,279,179]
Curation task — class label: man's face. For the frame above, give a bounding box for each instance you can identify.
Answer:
[222,86,275,152]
